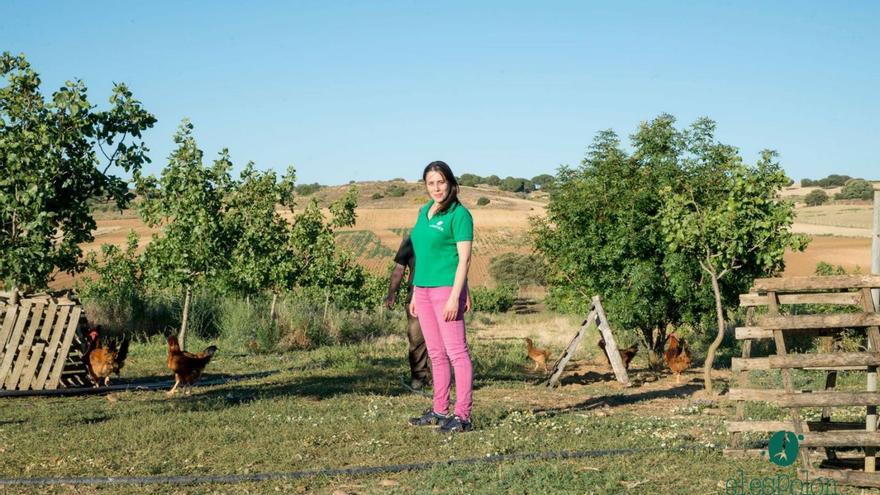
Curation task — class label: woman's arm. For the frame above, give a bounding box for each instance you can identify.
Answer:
[442,240,472,321]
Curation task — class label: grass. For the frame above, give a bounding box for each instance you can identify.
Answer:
[0,332,866,495]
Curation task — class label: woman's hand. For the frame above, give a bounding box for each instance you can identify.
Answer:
[465,292,472,313]
[443,297,459,321]
[408,300,417,318]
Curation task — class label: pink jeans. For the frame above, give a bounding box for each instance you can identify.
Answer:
[413,286,473,420]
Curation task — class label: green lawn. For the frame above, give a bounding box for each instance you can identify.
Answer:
[0,337,861,494]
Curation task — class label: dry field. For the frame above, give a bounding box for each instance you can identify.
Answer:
[53,182,875,289]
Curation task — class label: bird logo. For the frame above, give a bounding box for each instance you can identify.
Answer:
[766,431,802,467]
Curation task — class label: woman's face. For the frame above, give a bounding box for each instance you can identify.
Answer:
[425,170,449,203]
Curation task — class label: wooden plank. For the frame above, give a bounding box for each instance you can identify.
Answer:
[753,275,880,292]
[801,432,880,447]
[726,421,866,433]
[759,312,880,330]
[31,305,70,390]
[731,306,755,449]
[728,388,794,401]
[809,469,880,489]
[734,327,846,340]
[735,327,771,340]
[18,341,46,391]
[45,306,82,389]
[0,306,19,358]
[593,296,630,386]
[0,302,32,387]
[5,302,45,389]
[780,392,880,408]
[545,308,597,388]
[731,357,770,372]
[769,352,880,369]
[740,292,862,307]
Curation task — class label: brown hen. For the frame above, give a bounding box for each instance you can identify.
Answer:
[166,335,218,396]
[664,333,692,384]
[597,338,638,370]
[525,338,551,372]
[83,326,129,387]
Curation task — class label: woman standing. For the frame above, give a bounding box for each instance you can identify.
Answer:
[407,161,474,433]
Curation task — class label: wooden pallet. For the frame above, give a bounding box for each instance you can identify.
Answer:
[0,296,90,391]
[727,275,880,487]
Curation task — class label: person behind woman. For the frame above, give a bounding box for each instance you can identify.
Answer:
[407,160,474,433]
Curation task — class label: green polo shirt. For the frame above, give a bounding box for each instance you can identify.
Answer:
[410,200,474,287]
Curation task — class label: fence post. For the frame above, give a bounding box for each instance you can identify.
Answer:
[873,185,879,310]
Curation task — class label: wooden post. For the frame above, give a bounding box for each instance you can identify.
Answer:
[863,287,880,472]
[593,296,630,386]
[732,306,755,449]
[545,308,597,388]
[872,185,879,311]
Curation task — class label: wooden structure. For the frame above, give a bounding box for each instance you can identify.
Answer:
[545,295,630,387]
[728,275,880,488]
[0,293,90,391]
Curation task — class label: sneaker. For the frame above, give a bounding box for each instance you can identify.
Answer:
[408,409,449,426]
[437,415,473,433]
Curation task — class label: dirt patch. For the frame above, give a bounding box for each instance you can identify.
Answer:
[784,235,873,276]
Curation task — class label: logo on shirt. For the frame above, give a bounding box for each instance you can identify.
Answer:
[429,220,445,232]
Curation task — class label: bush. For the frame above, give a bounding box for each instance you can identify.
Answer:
[800,178,814,187]
[471,284,516,313]
[295,183,324,196]
[476,196,490,206]
[489,252,547,287]
[818,174,852,188]
[459,173,482,187]
[834,179,874,200]
[804,189,828,206]
[386,184,406,197]
[484,175,501,186]
[371,192,384,200]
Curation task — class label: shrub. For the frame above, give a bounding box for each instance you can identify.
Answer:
[386,184,406,197]
[484,175,501,186]
[459,173,482,187]
[834,179,874,200]
[471,284,516,313]
[371,192,384,200]
[476,196,490,206]
[804,189,828,206]
[295,182,324,196]
[800,178,814,187]
[818,174,852,188]
[489,253,547,287]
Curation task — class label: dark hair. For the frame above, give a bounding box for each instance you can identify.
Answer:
[422,160,460,213]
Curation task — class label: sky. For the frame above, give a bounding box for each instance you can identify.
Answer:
[2,1,878,185]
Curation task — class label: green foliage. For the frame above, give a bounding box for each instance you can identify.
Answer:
[371,192,383,200]
[484,174,501,186]
[294,182,323,196]
[499,177,535,193]
[488,252,546,287]
[804,189,829,206]
[815,261,848,276]
[0,52,155,295]
[834,178,874,200]
[800,178,815,187]
[471,284,516,313]
[136,120,232,293]
[531,174,555,190]
[385,184,406,197]
[476,196,490,206]
[459,173,482,187]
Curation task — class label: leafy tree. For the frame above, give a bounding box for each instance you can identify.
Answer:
[484,175,501,186]
[223,163,297,319]
[459,173,482,187]
[818,174,852,188]
[834,178,874,200]
[499,177,535,193]
[659,150,808,392]
[294,182,323,196]
[136,120,232,348]
[489,252,546,287]
[0,52,155,304]
[476,196,490,206]
[531,174,555,190]
[800,178,815,187]
[804,189,829,206]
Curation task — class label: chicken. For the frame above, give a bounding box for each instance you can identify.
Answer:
[83,326,130,387]
[166,335,218,396]
[597,338,638,370]
[664,333,692,384]
[525,338,550,372]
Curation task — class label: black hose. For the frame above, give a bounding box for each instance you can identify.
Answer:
[0,445,719,486]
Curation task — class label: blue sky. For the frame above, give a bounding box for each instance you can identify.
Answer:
[2,1,877,185]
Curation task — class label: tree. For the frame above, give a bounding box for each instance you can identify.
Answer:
[136,120,232,348]
[458,173,482,187]
[804,189,829,206]
[531,174,555,190]
[223,163,297,319]
[499,177,534,193]
[484,175,501,186]
[0,52,155,304]
[531,116,693,364]
[834,178,873,200]
[659,150,808,392]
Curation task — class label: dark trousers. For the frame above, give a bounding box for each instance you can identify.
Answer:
[407,310,431,382]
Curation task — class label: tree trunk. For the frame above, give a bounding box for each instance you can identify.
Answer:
[270,292,278,321]
[704,270,726,394]
[322,288,330,323]
[179,286,192,350]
